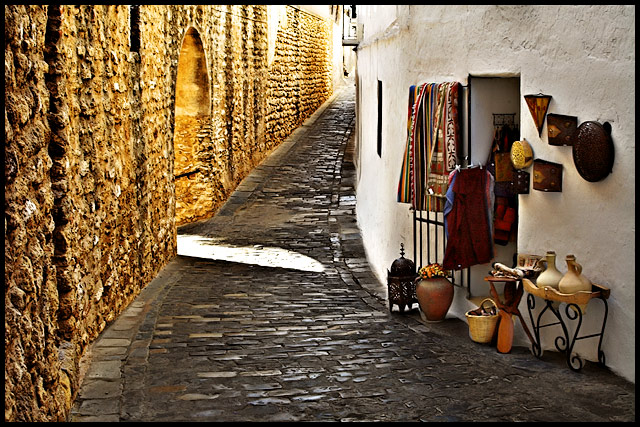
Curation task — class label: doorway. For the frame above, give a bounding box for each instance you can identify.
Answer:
[467,75,521,299]
[174,27,211,226]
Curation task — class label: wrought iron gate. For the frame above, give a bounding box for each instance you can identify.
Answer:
[412,84,471,298]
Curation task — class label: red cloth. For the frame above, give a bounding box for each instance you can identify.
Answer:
[443,167,494,270]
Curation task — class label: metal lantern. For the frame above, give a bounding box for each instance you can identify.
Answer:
[387,243,418,312]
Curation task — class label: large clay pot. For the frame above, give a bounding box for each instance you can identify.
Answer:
[415,277,454,322]
[558,254,592,313]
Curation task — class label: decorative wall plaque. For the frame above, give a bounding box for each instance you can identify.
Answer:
[515,170,530,194]
[533,159,562,192]
[524,93,552,136]
[510,139,533,170]
[494,153,514,182]
[547,113,578,146]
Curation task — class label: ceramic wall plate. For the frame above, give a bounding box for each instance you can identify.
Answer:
[547,113,578,146]
[572,121,614,182]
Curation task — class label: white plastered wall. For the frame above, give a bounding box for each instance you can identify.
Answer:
[354,5,635,382]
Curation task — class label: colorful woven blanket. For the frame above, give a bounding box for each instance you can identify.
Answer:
[397,81,460,211]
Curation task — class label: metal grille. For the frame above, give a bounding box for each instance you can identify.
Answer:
[413,209,471,298]
[412,83,471,298]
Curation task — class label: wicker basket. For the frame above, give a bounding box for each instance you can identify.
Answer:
[465,298,499,344]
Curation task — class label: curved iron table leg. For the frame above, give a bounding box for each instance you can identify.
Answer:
[526,293,543,358]
[527,294,568,358]
[563,303,584,372]
[596,297,608,366]
[527,293,609,372]
[548,302,569,353]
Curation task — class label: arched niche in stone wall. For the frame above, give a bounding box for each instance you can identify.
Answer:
[173,26,212,226]
[175,27,210,117]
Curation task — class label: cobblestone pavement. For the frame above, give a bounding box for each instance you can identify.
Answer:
[70,82,635,422]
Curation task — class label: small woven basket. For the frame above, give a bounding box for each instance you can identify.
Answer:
[465,298,499,344]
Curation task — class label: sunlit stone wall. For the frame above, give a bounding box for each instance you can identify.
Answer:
[4,4,334,421]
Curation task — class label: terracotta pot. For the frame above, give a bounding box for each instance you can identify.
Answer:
[415,277,454,322]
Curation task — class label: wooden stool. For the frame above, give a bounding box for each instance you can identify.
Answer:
[484,276,535,353]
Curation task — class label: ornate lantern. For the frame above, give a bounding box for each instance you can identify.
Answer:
[387,243,419,312]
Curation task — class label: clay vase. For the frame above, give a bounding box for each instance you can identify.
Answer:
[415,277,454,322]
[536,251,564,309]
[536,251,563,290]
[558,254,592,313]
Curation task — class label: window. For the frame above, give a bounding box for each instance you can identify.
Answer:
[377,79,382,157]
[130,5,140,53]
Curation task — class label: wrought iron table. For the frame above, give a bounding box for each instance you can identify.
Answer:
[522,278,610,372]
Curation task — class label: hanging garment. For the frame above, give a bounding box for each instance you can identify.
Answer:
[397,84,425,206]
[396,86,415,204]
[494,197,516,246]
[442,167,495,270]
[424,82,460,211]
[443,168,458,240]
[421,83,443,211]
[397,82,461,211]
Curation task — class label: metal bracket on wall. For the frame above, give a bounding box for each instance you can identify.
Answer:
[493,113,515,127]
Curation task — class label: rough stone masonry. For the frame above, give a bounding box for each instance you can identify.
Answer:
[5,5,334,421]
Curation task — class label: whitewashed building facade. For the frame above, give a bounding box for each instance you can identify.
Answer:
[353,5,635,382]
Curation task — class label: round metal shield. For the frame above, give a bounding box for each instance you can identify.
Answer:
[572,121,614,182]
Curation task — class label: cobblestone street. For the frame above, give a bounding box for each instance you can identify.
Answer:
[70,82,635,422]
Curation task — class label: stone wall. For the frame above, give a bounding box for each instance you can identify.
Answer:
[266,6,333,150]
[5,5,66,422]
[4,4,334,421]
[172,5,334,225]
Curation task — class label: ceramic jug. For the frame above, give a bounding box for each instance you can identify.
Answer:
[558,254,592,313]
[536,251,563,291]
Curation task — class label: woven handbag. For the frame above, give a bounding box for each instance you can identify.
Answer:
[465,298,499,344]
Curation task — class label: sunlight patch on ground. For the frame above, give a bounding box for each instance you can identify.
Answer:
[177,235,325,273]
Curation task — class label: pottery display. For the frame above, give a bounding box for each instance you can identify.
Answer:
[415,277,454,322]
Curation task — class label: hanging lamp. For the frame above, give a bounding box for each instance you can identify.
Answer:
[524,93,552,137]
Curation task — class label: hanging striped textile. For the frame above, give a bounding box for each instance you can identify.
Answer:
[396,86,416,205]
[397,81,460,211]
[397,84,421,206]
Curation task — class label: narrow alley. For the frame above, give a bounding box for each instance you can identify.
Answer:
[69,83,635,422]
